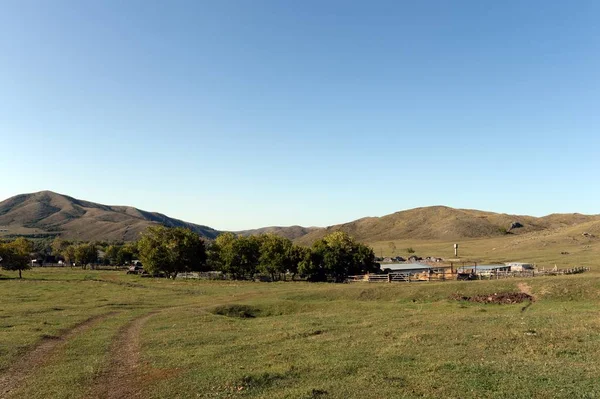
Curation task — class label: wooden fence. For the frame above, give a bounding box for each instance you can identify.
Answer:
[348,266,590,283]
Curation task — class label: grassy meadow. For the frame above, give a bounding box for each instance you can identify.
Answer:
[1,268,600,398]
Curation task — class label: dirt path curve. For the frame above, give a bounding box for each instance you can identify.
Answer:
[517,282,534,298]
[86,292,264,398]
[0,312,116,398]
[86,311,158,399]
[517,282,535,312]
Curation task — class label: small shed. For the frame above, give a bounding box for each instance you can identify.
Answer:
[457,264,510,277]
[505,262,534,271]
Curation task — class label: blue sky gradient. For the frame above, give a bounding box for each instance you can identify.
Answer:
[1,1,599,230]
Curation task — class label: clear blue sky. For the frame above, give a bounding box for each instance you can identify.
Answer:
[1,1,599,230]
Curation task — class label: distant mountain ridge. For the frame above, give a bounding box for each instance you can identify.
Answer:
[0,191,219,241]
[292,206,600,245]
[1,191,598,245]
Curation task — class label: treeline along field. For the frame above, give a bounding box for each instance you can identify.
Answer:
[0,226,380,282]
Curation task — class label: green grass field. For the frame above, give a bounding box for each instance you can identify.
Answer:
[1,268,600,398]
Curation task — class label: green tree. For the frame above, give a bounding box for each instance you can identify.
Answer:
[299,232,379,282]
[51,237,70,256]
[212,232,236,275]
[116,242,137,265]
[206,241,222,271]
[104,245,120,265]
[0,237,34,278]
[63,245,76,266]
[352,242,379,275]
[258,234,293,281]
[138,226,206,279]
[74,243,98,268]
[213,233,261,279]
[286,244,310,280]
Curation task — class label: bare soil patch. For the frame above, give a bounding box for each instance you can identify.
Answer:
[0,312,115,397]
[517,282,534,298]
[450,292,534,304]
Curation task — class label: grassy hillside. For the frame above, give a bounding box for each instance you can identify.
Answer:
[2,268,600,398]
[368,219,600,268]
[295,206,600,245]
[0,191,219,241]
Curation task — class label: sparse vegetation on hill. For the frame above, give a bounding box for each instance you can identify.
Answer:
[0,191,218,242]
[294,206,600,245]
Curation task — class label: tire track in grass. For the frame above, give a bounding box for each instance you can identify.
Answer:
[85,295,263,398]
[0,312,117,398]
[86,311,159,399]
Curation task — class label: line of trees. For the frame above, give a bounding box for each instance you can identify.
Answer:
[136,227,379,282]
[51,239,101,268]
[0,236,136,277]
[1,227,380,282]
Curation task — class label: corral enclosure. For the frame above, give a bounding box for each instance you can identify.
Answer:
[1,269,600,398]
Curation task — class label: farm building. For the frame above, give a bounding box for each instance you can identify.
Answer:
[349,263,452,282]
[457,264,510,277]
[382,263,435,274]
[505,262,534,271]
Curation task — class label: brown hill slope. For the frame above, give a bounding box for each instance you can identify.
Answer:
[294,206,600,245]
[0,191,219,241]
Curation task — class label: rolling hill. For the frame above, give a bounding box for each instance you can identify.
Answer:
[292,206,600,245]
[0,191,219,241]
[1,191,599,268]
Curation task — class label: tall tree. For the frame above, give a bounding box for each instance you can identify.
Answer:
[63,245,76,266]
[116,242,137,265]
[213,233,261,279]
[286,244,310,281]
[74,243,98,268]
[299,232,379,282]
[138,226,206,279]
[104,245,120,265]
[51,237,70,256]
[258,234,292,281]
[0,238,34,278]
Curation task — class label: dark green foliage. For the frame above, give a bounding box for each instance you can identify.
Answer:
[299,232,379,282]
[0,237,34,278]
[210,232,378,282]
[212,233,261,279]
[74,243,98,267]
[138,226,207,278]
[104,245,120,264]
[211,304,261,318]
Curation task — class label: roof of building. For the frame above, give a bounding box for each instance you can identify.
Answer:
[382,263,434,271]
[457,264,510,272]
